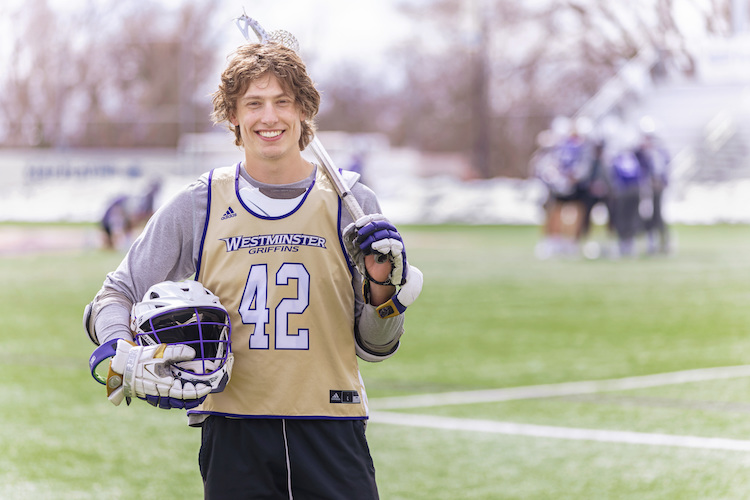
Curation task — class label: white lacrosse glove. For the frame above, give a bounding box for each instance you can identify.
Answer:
[343,214,407,286]
[374,265,424,319]
[106,339,212,409]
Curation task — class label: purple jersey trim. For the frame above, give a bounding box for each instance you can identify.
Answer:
[195,166,219,281]
[186,410,368,420]
[234,163,317,220]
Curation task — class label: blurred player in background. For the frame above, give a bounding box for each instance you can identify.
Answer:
[608,139,643,257]
[100,194,132,250]
[635,126,671,254]
[84,42,422,499]
[99,179,161,251]
[533,117,592,258]
[578,140,612,241]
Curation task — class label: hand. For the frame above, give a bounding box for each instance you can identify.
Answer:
[364,254,393,285]
[106,339,212,409]
[343,214,407,286]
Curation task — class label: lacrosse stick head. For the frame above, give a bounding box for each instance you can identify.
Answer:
[234,13,300,53]
[267,29,300,52]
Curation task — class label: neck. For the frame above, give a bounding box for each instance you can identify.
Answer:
[242,154,313,185]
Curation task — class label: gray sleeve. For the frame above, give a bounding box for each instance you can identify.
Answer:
[348,180,406,362]
[91,177,208,345]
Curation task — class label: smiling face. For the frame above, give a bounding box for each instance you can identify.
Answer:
[230,73,306,170]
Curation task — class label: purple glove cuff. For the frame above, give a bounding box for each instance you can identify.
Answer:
[89,339,119,385]
[140,394,207,410]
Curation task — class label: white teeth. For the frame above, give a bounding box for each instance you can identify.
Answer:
[258,130,282,138]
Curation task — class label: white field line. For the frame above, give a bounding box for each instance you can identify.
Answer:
[369,411,750,452]
[369,364,750,410]
[368,365,750,451]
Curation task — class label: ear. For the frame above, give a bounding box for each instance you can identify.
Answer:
[229,110,238,127]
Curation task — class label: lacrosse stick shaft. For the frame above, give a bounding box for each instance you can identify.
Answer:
[308,136,365,221]
[233,14,385,266]
[233,13,367,223]
[308,137,387,263]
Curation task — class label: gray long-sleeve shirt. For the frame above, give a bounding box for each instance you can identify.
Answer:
[90,164,404,363]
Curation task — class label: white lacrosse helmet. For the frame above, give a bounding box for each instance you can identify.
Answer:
[131,281,233,393]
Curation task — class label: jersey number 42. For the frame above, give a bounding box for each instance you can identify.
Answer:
[239,263,310,350]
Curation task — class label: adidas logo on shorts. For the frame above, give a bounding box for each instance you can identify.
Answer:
[221,207,237,220]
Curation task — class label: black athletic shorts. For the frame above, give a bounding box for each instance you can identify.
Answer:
[199,416,379,500]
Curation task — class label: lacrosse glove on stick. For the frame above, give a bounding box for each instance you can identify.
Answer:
[343,214,407,286]
[105,339,212,410]
[343,214,423,318]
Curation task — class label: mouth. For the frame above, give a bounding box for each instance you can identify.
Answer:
[256,130,283,140]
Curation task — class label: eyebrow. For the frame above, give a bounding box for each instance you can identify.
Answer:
[239,92,292,103]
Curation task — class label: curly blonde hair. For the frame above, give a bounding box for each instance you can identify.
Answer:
[211,43,320,150]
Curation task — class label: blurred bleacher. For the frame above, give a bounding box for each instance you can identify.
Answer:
[595,35,750,188]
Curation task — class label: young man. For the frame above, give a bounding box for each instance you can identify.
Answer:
[84,42,422,499]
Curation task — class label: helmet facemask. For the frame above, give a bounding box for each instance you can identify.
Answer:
[135,306,230,376]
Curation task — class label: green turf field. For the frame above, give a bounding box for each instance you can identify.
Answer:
[2,224,750,499]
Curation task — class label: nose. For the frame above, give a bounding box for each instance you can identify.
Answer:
[260,102,278,125]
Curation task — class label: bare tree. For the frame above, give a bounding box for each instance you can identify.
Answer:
[314,62,394,135]
[0,0,221,148]
[0,0,77,147]
[315,0,732,178]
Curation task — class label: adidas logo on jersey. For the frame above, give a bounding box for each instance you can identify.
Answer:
[221,207,237,220]
[330,390,360,404]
